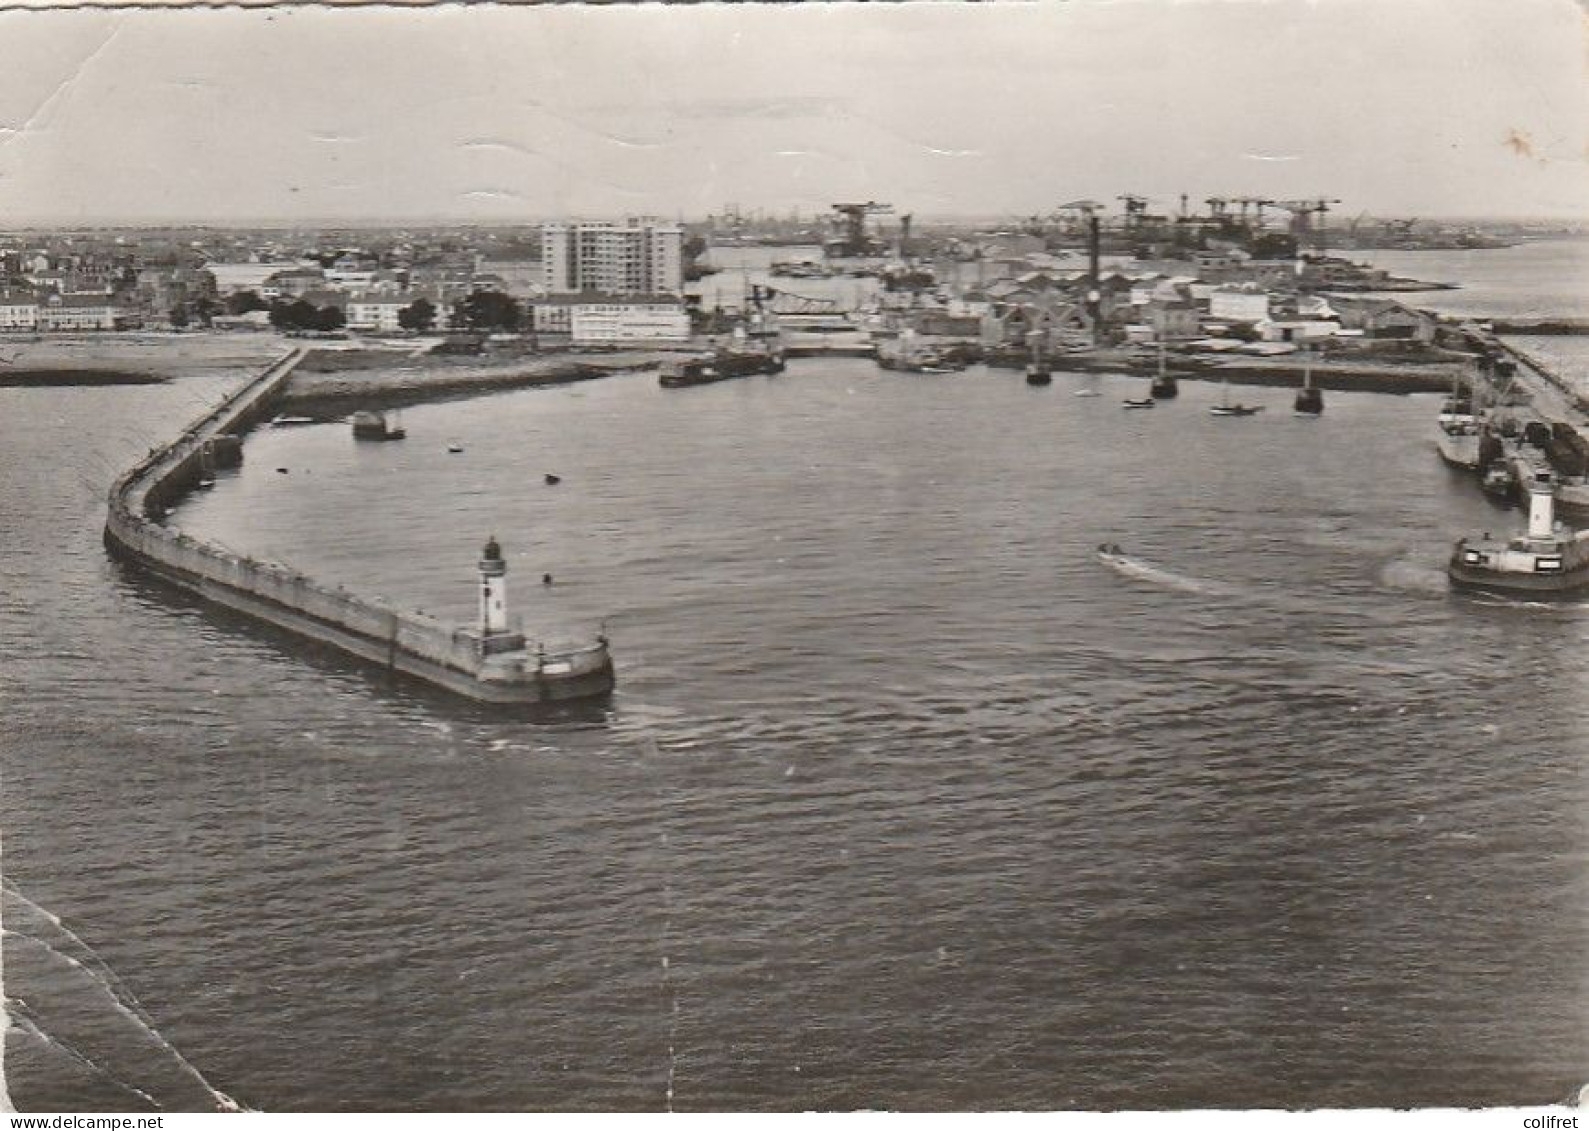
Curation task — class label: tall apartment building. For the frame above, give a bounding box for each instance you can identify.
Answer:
[541,219,683,296]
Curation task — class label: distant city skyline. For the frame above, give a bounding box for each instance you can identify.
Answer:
[0,0,1583,226]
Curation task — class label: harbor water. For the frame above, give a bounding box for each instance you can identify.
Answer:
[0,246,1586,1111]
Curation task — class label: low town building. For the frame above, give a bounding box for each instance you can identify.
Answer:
[570,300,689,344]
[36,294,127,331]
[1208,288,1271,323]
[0,293,39,331]
[1332,297,1437,342]
[529,293,687,341]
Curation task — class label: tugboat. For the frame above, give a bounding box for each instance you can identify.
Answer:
[1293,351,1323,416]
[1449,467,1589,596]
[351,409,406,441]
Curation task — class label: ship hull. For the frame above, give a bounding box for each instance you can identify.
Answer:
[1435,429,1482,470]
[1446,558,1589,596]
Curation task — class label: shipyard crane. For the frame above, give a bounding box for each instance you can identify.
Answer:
[1117,194,1150,229]
[1232,196,1275,226]
[829,201,894,258]
[1205,196,1230,221]
[1055,199,1106,238]
[1275,198,1342,256]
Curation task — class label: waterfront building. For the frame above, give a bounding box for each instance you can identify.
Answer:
[35,294,127,331]
[344,293,410,333]
[1149,299,1201,340]
[541,219,684,296]
[345,289,442,333]
[1256,317,1340,344]
[1332,297,1438,343]
[525,293,688,342]
[1209,288,1271,323]
[0,293,38,331]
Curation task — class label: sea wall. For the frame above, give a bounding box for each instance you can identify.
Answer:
[104,348,487,683]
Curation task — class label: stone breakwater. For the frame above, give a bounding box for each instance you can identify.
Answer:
[103,349,614,706]
[279,349,667,406]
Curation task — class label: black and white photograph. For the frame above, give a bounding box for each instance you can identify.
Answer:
[0,0,1584,1114]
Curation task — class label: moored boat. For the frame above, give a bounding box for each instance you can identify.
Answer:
[660,343,785,388]
[1149,340,1178,400]
[1293,351,1323,416]
[351,409,406,441]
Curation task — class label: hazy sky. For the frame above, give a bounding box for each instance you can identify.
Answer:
[0,0,1582,224]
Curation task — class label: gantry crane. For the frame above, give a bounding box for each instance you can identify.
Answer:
[1275,198,1342,256]
[1231,196,1275,226]
[1117,194,1150,229]
[828,201,894,257]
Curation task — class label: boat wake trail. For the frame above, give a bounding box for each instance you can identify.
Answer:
[1,884,246,1112]
[1379,553,1451,596]
[1097,548,1247,599]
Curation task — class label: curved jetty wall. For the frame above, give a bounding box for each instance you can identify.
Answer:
[103,349,513,696]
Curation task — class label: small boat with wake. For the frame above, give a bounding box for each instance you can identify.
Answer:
[1209,381,1262,417]
[1122,396,1155,410]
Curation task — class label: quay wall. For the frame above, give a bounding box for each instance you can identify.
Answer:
[1495,339,1589,417]
[104,349,489,686]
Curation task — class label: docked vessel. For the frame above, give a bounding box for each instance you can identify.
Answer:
[1294,353,1323,416]
[1148,341,1179,400]
[350,409,406,441]
[1025,338,1052,386]
[660,342,785,388]
[1434,380,1481,469]
[877,331,963,375]
[1449,468,1589,596]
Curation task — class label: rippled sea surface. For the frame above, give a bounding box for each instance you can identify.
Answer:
[2,251,1587,1111]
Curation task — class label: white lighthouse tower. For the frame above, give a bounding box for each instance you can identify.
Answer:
[479,535,508,636]
[1526,475,1558,543]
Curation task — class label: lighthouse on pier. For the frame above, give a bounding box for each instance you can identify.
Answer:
[479,535,509,636]
[1526,475,1557,543]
